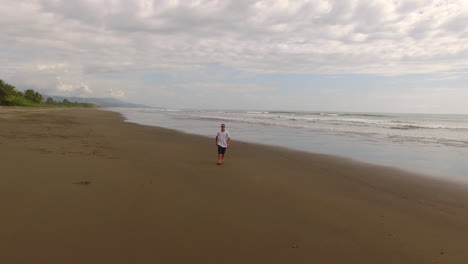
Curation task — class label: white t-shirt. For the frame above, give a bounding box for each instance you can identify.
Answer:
[217,131,230,148]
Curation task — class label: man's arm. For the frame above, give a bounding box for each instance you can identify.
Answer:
[215,136,218,146]
[227,137,231,147]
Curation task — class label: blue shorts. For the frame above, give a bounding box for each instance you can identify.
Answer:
[217,145,227,154]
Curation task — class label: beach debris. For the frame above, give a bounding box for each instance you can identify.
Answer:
[290,241,298,248]
[73,181,91,185]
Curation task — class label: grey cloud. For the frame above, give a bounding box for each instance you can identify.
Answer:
[1,0,468,103]
[443,13,468,33]
[408,18,434,40]
[396,0,426,13]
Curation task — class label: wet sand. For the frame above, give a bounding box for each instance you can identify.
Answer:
[1,107,468,264]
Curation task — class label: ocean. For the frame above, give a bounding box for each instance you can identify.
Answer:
[108,108,468,181]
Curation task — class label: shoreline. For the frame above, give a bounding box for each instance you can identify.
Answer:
[1,107,468,263]
[109,107,467,183]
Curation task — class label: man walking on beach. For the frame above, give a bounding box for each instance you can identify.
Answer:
[215,124,230,165]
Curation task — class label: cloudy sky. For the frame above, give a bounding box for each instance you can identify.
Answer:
[1,0,468,113]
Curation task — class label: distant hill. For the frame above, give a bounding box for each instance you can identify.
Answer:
[47,96,151,108]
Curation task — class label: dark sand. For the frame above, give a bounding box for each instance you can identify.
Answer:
[1,107,468,264]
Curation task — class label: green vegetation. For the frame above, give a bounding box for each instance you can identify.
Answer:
[0,79,94,107]
[24,89,43,104]
[43,97,95,107]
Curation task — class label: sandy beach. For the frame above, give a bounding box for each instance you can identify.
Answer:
[1,107,468,264]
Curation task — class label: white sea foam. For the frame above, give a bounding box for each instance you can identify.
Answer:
[176,110,468,147]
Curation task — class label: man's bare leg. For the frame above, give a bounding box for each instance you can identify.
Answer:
[218,154,223,164]
[221,154,225,163]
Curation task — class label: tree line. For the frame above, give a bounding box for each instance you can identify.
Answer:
[0,79,94,107]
